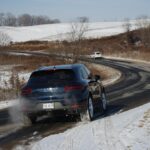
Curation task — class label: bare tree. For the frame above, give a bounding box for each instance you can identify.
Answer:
[123,18,137,44]
[68,17,89,62]
[123,18,131,33]
[51,19,61,24]
[69,18,88,42]
[5,13,16,26]
[136,16,150,29]
[78,16,89,23]
[135,16,150,46]
[0,13,5,26]
[18,14,32,26]
[0,31,11,46]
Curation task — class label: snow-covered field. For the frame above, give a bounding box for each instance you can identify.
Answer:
[14,102,150,150]
[0,21,137,42]
[0,99,18,110]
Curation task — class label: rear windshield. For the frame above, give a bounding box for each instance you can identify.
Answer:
[28,69,76,85]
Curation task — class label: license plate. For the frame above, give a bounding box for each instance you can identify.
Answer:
[43,103,54,109]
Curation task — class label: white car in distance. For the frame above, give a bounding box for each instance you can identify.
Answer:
[89,51,102,59]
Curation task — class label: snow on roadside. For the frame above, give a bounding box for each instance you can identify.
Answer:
[0,66,31,110]
[28,102,150,150]
[0,70,30,89]
[0,99,18,110]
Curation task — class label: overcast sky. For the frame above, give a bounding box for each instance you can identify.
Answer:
[1,0,150,22]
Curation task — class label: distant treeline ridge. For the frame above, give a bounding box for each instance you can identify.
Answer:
[0,12,61,26]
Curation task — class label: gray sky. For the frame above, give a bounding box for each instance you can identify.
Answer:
[1,0,150,22]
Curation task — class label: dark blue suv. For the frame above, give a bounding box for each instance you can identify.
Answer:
[21,64,107,123]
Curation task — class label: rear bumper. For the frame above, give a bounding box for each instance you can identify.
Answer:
[22,101,87,117]
[26,109,80,118]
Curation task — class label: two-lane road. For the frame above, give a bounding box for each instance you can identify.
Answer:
[98,58,150,110]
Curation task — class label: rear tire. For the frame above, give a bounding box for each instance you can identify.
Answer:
[80,96,94,122]
[23,114,37,125]
[28,116,37,124]
[100,90,107,113]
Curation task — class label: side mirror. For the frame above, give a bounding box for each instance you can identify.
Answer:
[88,74,92,80]
[94,75,101,81]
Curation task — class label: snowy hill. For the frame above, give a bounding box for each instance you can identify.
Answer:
[29,103,150,150]
[13,102,150,150]
[0,21,137,43]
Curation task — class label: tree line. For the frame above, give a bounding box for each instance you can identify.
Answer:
[0,12,61,26]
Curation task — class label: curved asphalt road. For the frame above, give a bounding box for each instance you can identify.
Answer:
[97,58,150,111]
[0,55,150,149]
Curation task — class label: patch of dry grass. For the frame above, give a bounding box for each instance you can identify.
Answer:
[138,108,150,132]
[85,62,120,84]
[0,53,66,70]
[88,64,108,80]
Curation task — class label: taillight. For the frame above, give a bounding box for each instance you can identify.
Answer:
[71,104,80,109]
[64,85,85,92]
[21,88,32,95]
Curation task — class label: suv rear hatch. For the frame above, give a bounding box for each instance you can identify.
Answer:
[21,69,84,105]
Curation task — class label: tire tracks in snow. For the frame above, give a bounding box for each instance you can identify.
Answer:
[92,120,106,150]
[56,121,104,150]
[56,123,85,150]
[104,116,127,150]
[92,116,127,150]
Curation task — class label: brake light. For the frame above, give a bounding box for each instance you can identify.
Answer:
[64,85,84,92]
[71,104,80,109]
[21,88,32,95]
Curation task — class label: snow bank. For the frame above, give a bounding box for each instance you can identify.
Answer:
[30,102,150,150]
[0,21,137,42]
[0,99,18,110]
[0,70,30,89]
